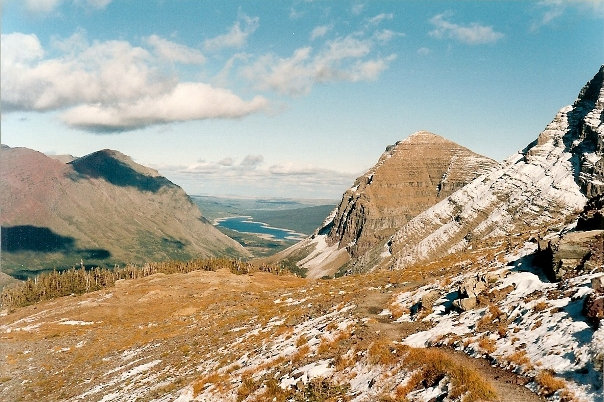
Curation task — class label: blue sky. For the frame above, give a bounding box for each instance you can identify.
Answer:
[2,0,603,199]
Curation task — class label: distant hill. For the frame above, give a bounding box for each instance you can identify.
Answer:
[0,147,249,279]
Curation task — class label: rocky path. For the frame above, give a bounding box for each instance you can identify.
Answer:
[356,285,544,402]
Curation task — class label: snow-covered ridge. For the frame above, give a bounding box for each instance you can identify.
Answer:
[385,66,604,270]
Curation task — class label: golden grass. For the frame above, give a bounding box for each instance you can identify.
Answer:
[478,336,497,355]
[533,301,548,312]
[505,350,534,371]
[535,370,566,397]
[192,373,228,396]
[237,375,259,402]
[368,338,398,366]
[401,347,498,401]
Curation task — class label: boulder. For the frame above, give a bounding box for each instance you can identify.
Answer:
[549,230,604,281]
[453,297,477,311]
[459,275,487,299]
[592,275,604,293]
[577,195,604,231]
[421,290,441,309]
[583,293,604,325]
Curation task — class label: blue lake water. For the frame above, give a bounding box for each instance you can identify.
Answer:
[215,216,306,241]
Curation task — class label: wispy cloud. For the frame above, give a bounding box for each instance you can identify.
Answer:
[367,13,393,26]
[351,3,365,16]
[1,32,267,132]
[203,13,259,51]
[310,25,332,41]
[241,33,396,96]
[146,35,205,64]
[417,47,431,56]
[429,13,504,45]
[531,0,604,31]
[25,0,111,13]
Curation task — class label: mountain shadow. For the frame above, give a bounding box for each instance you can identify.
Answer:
[1,225,75,252]
[1,225,111,260]
[69,150,173,193]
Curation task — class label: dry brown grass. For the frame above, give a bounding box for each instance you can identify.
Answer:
[1,258,288,310]
[368,338,398,366]
[478,336,497,355]
[290,345,310,365]
[535,370,566,397]
[505,350,534,371]
[533,301,548,312]
[401,347,498,401]
[237,375,259,402]
[192,373,228,396]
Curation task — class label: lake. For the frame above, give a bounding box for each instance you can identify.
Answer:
[215,216,306,241]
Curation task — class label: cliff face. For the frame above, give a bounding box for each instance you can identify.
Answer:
[0,147,249,277]
[327,131,498,257]
[383,65,604,270]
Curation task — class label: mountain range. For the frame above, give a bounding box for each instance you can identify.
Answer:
[0,147,248,278]
[270,66,604,281]
[0,66,602,402]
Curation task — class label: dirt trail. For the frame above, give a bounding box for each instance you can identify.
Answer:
[356,286,544,402]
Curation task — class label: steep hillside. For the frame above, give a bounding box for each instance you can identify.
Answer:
[0,147,249,278]
[375,65,604,272]
[269,132,497,278]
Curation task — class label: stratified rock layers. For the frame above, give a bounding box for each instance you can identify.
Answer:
[328,131,498,257]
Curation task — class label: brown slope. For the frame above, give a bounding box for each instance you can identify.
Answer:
[328,131,499,257]
[0,147,249,277]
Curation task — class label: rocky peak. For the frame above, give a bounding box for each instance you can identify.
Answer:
[385,66,604,270]
[69,149,174,193]
[327,131,498,257]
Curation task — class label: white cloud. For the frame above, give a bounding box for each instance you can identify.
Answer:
[146,35,205,64]
[373,29,404,42]
[204,14,259,51]
[161,158,357,198]
[310,25,331,41]
[1,32,268,132]
[60,83,268,132]
[24,0,63,13]
[1,34,168,111]
[429,14,504,45]
[24,0,112,13]
[531,0,604,31]
[1,33,45,64]
[367,13,393,25]
[240,154,264,168]
[242,33,395,96]
[351,4,365,16]
[417,47,431,56]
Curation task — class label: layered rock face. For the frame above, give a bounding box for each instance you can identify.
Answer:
[268,132,497,279]
[328,132,498,257]
[384,65,604,270]
[0,147,249,277]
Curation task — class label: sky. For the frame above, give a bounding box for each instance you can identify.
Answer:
[1,0,603,199]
